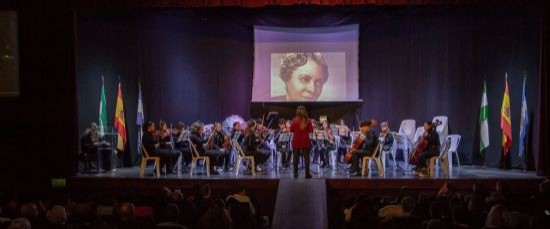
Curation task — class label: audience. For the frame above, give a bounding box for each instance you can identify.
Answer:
[0,179,548,229]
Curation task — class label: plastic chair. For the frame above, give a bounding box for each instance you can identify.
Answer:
[189,141,210,176]
[361,144,383,176]
[432,116,448,146]
[139,143,161,178]
[446,134,461,167]
[398,119,416,142]
[232,139,256,176]
[381,132,398,173]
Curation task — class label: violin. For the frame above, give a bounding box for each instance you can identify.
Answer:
[344,119,377,163]
[409,119,442,165]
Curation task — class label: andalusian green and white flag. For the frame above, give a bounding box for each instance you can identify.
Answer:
[99,76,107,136]
[480,80,490,153]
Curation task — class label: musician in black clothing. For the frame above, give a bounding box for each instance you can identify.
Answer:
[379,122,394,152]
[211,122,231,171]
[231,121,244,144]
[172,122,191,168]
[242,120,271,171]
[142,121,181,174]
[350,120,379,176]
[274,118,292,169]
[80,122,112,171]
[189,121,220,175]
[414,121,441,173]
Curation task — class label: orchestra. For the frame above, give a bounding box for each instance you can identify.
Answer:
[129,111,441,178]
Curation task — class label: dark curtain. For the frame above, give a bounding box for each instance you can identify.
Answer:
[537,0,549,176]
[77,5,541,170]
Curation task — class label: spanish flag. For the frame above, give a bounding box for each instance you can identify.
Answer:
[500,73,512,155]
[114,82,127,151]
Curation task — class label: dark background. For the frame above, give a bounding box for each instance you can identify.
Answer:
[0,0,549,192]
[77,5,540,170]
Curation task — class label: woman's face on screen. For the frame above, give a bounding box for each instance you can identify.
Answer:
[286,60,324,101]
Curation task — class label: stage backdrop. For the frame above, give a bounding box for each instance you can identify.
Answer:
[77,5,540,169]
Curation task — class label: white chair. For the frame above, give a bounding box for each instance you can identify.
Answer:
[446,134,461,168]
[189,141,210,176]
[432,116,448,146]
[380,132,398,173]
[413,127,425,143]
[139,143,161,178]
[398,119,416,143]
[361,144,383,177]
[232,139,256,176]
[428,139,451,177]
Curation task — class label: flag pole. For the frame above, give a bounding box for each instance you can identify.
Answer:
[522,72,527,172]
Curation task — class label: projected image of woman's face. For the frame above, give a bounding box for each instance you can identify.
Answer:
[286,60,324,101]
[280,53,328,101]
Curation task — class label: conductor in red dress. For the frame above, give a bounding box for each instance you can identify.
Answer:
[289,105,314,179]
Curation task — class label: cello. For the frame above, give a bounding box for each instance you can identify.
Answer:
[409,119,442,165]
[344,119,377,163]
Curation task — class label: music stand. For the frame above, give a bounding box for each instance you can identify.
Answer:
[275,133,292,171]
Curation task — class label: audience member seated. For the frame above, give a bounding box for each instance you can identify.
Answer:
[226,185,255,229]
[117,202,139,229]
[197,199,232,229]
[46,205,69,229]
[7,218,30,229]
[484,204,518,229]
[378,195,416,219]
[155,203,187,229]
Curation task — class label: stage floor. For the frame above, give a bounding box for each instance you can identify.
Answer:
[75,164,539,180]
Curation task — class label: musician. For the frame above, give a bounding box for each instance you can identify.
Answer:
[274,118,291,169]
[379,122,394,152]
[350,120,379,176]
[80,122,112,171]
[318,120,336,168]
[189,121,220,175]
[172,122,191,168]
[159,121,173,149]
[231,121,243,144]
[211,122,231,172]
[414,121,441,174]
[142,121,181,174]
[242,120,271,172]
[290,106,314,179]
[336,119,351,162]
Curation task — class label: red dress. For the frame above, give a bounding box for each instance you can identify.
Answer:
[290,117,313,150]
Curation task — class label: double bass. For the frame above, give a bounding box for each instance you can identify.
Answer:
[344,119,377,163]
[409,119,442,165]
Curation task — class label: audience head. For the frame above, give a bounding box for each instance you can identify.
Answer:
[160,203,180,223]
[19,202,38,220]
[468,195,486,214]
[496,181,510,193]
[8,218,31,229]
[237,184,247,195]
[47,205,67,225]
[485,204,517,228]
[117,202,135,221]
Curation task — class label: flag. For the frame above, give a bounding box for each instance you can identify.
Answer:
[114,82,127,151]
[500,73,512,155]
[136,82,144,126]
[99,76,107,136]
[480,80,489,153]
[519,77,528,159]
[136,82,144,155]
